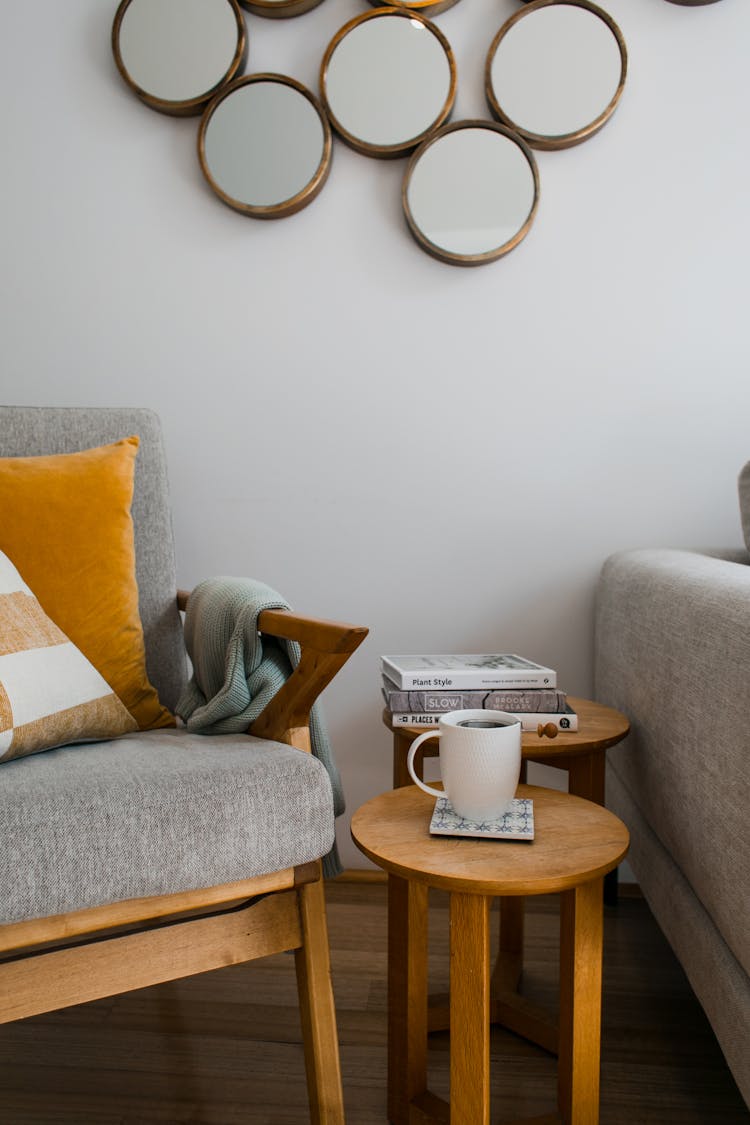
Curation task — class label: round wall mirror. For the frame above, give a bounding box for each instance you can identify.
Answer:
[198,74,332,218]
[239,0,324,17]
[320,9,456,158]
[112,0,247,116]
[485,0,627,150]
[402,121,540,266]
[367,0,461,15]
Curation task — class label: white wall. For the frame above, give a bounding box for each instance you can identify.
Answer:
[2,0,748,869]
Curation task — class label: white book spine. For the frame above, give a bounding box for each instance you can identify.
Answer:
[384,670,557,690]
[380,655,557,691]
[389,711,578,732]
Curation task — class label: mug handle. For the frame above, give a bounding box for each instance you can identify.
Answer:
[406,730,446,800]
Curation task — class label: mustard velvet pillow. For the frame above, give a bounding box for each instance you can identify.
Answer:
[0,549,138,762]
[0,437,173,730]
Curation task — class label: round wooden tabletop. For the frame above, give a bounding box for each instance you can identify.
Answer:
[384,696,630,761]
[351,783,629,897]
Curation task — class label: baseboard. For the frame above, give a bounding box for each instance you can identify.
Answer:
[335,868,387,884]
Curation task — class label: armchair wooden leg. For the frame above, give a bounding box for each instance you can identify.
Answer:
[295,875,345,1125]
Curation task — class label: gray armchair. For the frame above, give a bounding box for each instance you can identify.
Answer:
[0,406,367,1123]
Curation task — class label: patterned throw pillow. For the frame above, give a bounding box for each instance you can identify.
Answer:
[0,550,137,763]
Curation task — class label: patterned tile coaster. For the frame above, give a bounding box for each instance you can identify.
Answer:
[429,797,534,841]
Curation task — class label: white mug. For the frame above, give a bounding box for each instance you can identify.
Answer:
[406,709,522,822]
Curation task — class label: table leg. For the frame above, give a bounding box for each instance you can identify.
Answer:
[566,755,617,906]
[565,753,605,806]
[388,875,429,1125]
[493,894,559,1055]
[497,895,524,989]
[558,877,604,1125]
[450,892,491,1125]
[393,730,437,789]
[393,732,413,789]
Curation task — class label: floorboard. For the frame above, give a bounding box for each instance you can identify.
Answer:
[0,882,747,1123]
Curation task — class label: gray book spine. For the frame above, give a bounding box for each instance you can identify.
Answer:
[382,686,567,713]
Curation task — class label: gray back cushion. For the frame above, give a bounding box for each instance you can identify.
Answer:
[0,406,186,711]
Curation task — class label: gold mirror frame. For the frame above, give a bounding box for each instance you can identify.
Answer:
[112,0,247,117]
[320,8,457,160]
[198,73,332,219]
[367,0,462,15]
[402,120,541,267]
[238,0,325,18]
[485,0,627,152]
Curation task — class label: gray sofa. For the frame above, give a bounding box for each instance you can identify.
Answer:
[595,544,750,1106]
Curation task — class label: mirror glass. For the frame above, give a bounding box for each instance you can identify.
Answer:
[113,0,246,115]
[486,0,626,149]
[198,75,331,218]
[321,10,456,158]
[403,122,539,265]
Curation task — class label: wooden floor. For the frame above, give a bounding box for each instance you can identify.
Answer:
[0,880,747,1124]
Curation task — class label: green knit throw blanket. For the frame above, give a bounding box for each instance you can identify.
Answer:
[176,576,344,878]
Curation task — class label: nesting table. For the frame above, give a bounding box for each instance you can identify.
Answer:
[351,784,630,1125]
[386,695,629,931]
[386,697,630,807]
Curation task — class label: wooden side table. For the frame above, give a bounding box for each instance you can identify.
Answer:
[351,784,630,1125]
[386,696,629,996]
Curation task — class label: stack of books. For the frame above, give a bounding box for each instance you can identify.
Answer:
[381,653,578,732]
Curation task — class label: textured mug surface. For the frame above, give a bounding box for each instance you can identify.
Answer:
[406,708,522,821]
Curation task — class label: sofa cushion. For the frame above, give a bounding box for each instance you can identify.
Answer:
[0,549,137,762]
[0,436,172,731]
[0,728,334,924]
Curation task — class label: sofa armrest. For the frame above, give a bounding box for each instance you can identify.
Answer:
[595,548,750,712]
[594,548,750,975]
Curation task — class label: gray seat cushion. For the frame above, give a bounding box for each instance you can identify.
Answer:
[0,729,334,924]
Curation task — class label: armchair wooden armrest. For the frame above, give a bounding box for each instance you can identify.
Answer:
[176,589,368,750]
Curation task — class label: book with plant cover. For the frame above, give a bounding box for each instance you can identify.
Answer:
[381,653,557,690]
